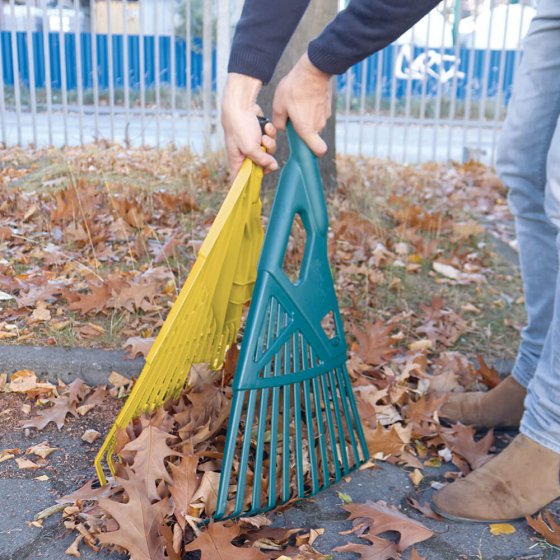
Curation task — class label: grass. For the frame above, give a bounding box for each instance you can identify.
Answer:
[0,144,525,361]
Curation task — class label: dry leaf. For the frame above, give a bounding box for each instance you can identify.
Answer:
[16,457,40,470]
[184,522,268,560]
[489,523,516,536]
[191,471,221,517]
[342,501,433,552]
[334,534,399,559]
[98,470,171,560]
[26,441,58,459]
[120,424,179,501]
[82,429,101,443]
[526,510,560,545]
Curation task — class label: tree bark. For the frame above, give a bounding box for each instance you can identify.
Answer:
[259,0,338,192]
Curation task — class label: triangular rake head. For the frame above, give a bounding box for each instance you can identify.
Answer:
[214,124,369,520]
[94,159,264,484]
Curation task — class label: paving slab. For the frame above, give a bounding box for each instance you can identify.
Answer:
[0,478,54,560]
[273,463,557,559]
[1,345,144,385]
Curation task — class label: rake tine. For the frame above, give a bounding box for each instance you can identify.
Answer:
[327,369,350,473]
[291,332,305,497]
[302,337,319,494]
[250,386,270,514]
[318,370,341,482]
[282,382,291,502]
[215,390,245,520]
[233,389,258,516]
[311,375,329,488]
[268,385,280,509]
[335,367,360,466]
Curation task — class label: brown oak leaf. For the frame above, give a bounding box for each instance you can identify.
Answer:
[342,501,433,552]
[334,535,399,559]
[97,470,171,560]
[526,510,560,546]
[184,522,268,560]
[121,424,179,501]
[124,336,155,359]
[351,320,397,367]
[439,424,494,471]
[364,424,408,458]
[22,396,76,430]
[168,454,200,529]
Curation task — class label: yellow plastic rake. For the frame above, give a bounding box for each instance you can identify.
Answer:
[95,158,264,484]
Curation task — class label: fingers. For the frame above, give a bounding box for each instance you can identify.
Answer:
[301,131,328,157]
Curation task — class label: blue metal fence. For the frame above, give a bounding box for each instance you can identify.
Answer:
[1,30,515,102]
[0,31,213,92]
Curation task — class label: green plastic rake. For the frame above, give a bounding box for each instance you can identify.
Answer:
[214,123,369,520]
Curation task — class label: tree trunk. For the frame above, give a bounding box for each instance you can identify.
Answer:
[259,0,338,192]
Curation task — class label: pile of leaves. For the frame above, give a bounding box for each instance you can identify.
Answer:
[39,357,439,560]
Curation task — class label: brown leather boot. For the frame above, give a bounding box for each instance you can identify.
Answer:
[432,434,560,522]
[439,375,526,428]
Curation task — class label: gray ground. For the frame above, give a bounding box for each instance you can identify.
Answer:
[0,347,559,560]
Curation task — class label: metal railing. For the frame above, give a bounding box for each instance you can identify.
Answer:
[0,0,535,164]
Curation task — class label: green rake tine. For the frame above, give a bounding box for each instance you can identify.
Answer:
[282,382,291,502]
[335,367,360,465]
[340,365,369,462]
[319,370,342,481]
[266,302,281,509]
[250,386,269,514]
[268,385,281,509]
[327,369,350,473]
[308,346,330,486]
[234,389,258,516]
[293,380,305,496]
[302,338,319,494]
[214,390,245,519]
[291,332,305,497]
[311,374,329,487]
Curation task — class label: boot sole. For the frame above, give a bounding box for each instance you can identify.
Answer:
[431,501,525,523]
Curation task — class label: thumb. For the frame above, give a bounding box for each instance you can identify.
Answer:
[299,130,328,157]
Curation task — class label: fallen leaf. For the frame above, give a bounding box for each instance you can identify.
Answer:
[98,469,171,559]
[82,429,101,443]
[120,424,179,501]
[489,523,516,536]
[64,534,83,558]
[191,471,221,517]
[341,500,433,552]
[23,396,76,430]
[26,441,58,459]
[169,454,200,529]
[526,510,560,545]
[184,522,268,559]
[351,320,397,367]
[334,535,399,559]
[124,336,155,359]
[16,457,41,470]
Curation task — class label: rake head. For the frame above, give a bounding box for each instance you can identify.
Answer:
[94,159,264,484]
[214,124,368,520]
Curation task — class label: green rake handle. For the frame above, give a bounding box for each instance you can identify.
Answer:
[233,122,346,391]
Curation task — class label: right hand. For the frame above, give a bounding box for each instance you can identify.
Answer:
[221,73,278,177]
[272,53,332,157]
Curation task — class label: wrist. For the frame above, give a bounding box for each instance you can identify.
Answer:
[223,73,263,109]
[296,53,332,83]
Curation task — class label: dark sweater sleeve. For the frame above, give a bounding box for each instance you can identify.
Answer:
[308,0,441,75]
[228,0,311,84]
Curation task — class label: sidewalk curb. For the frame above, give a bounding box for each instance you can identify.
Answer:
[1,345,144,386]
[1,344,515,387]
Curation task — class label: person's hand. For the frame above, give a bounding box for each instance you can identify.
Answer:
[222,73,278,177]
[272,53,332,156]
